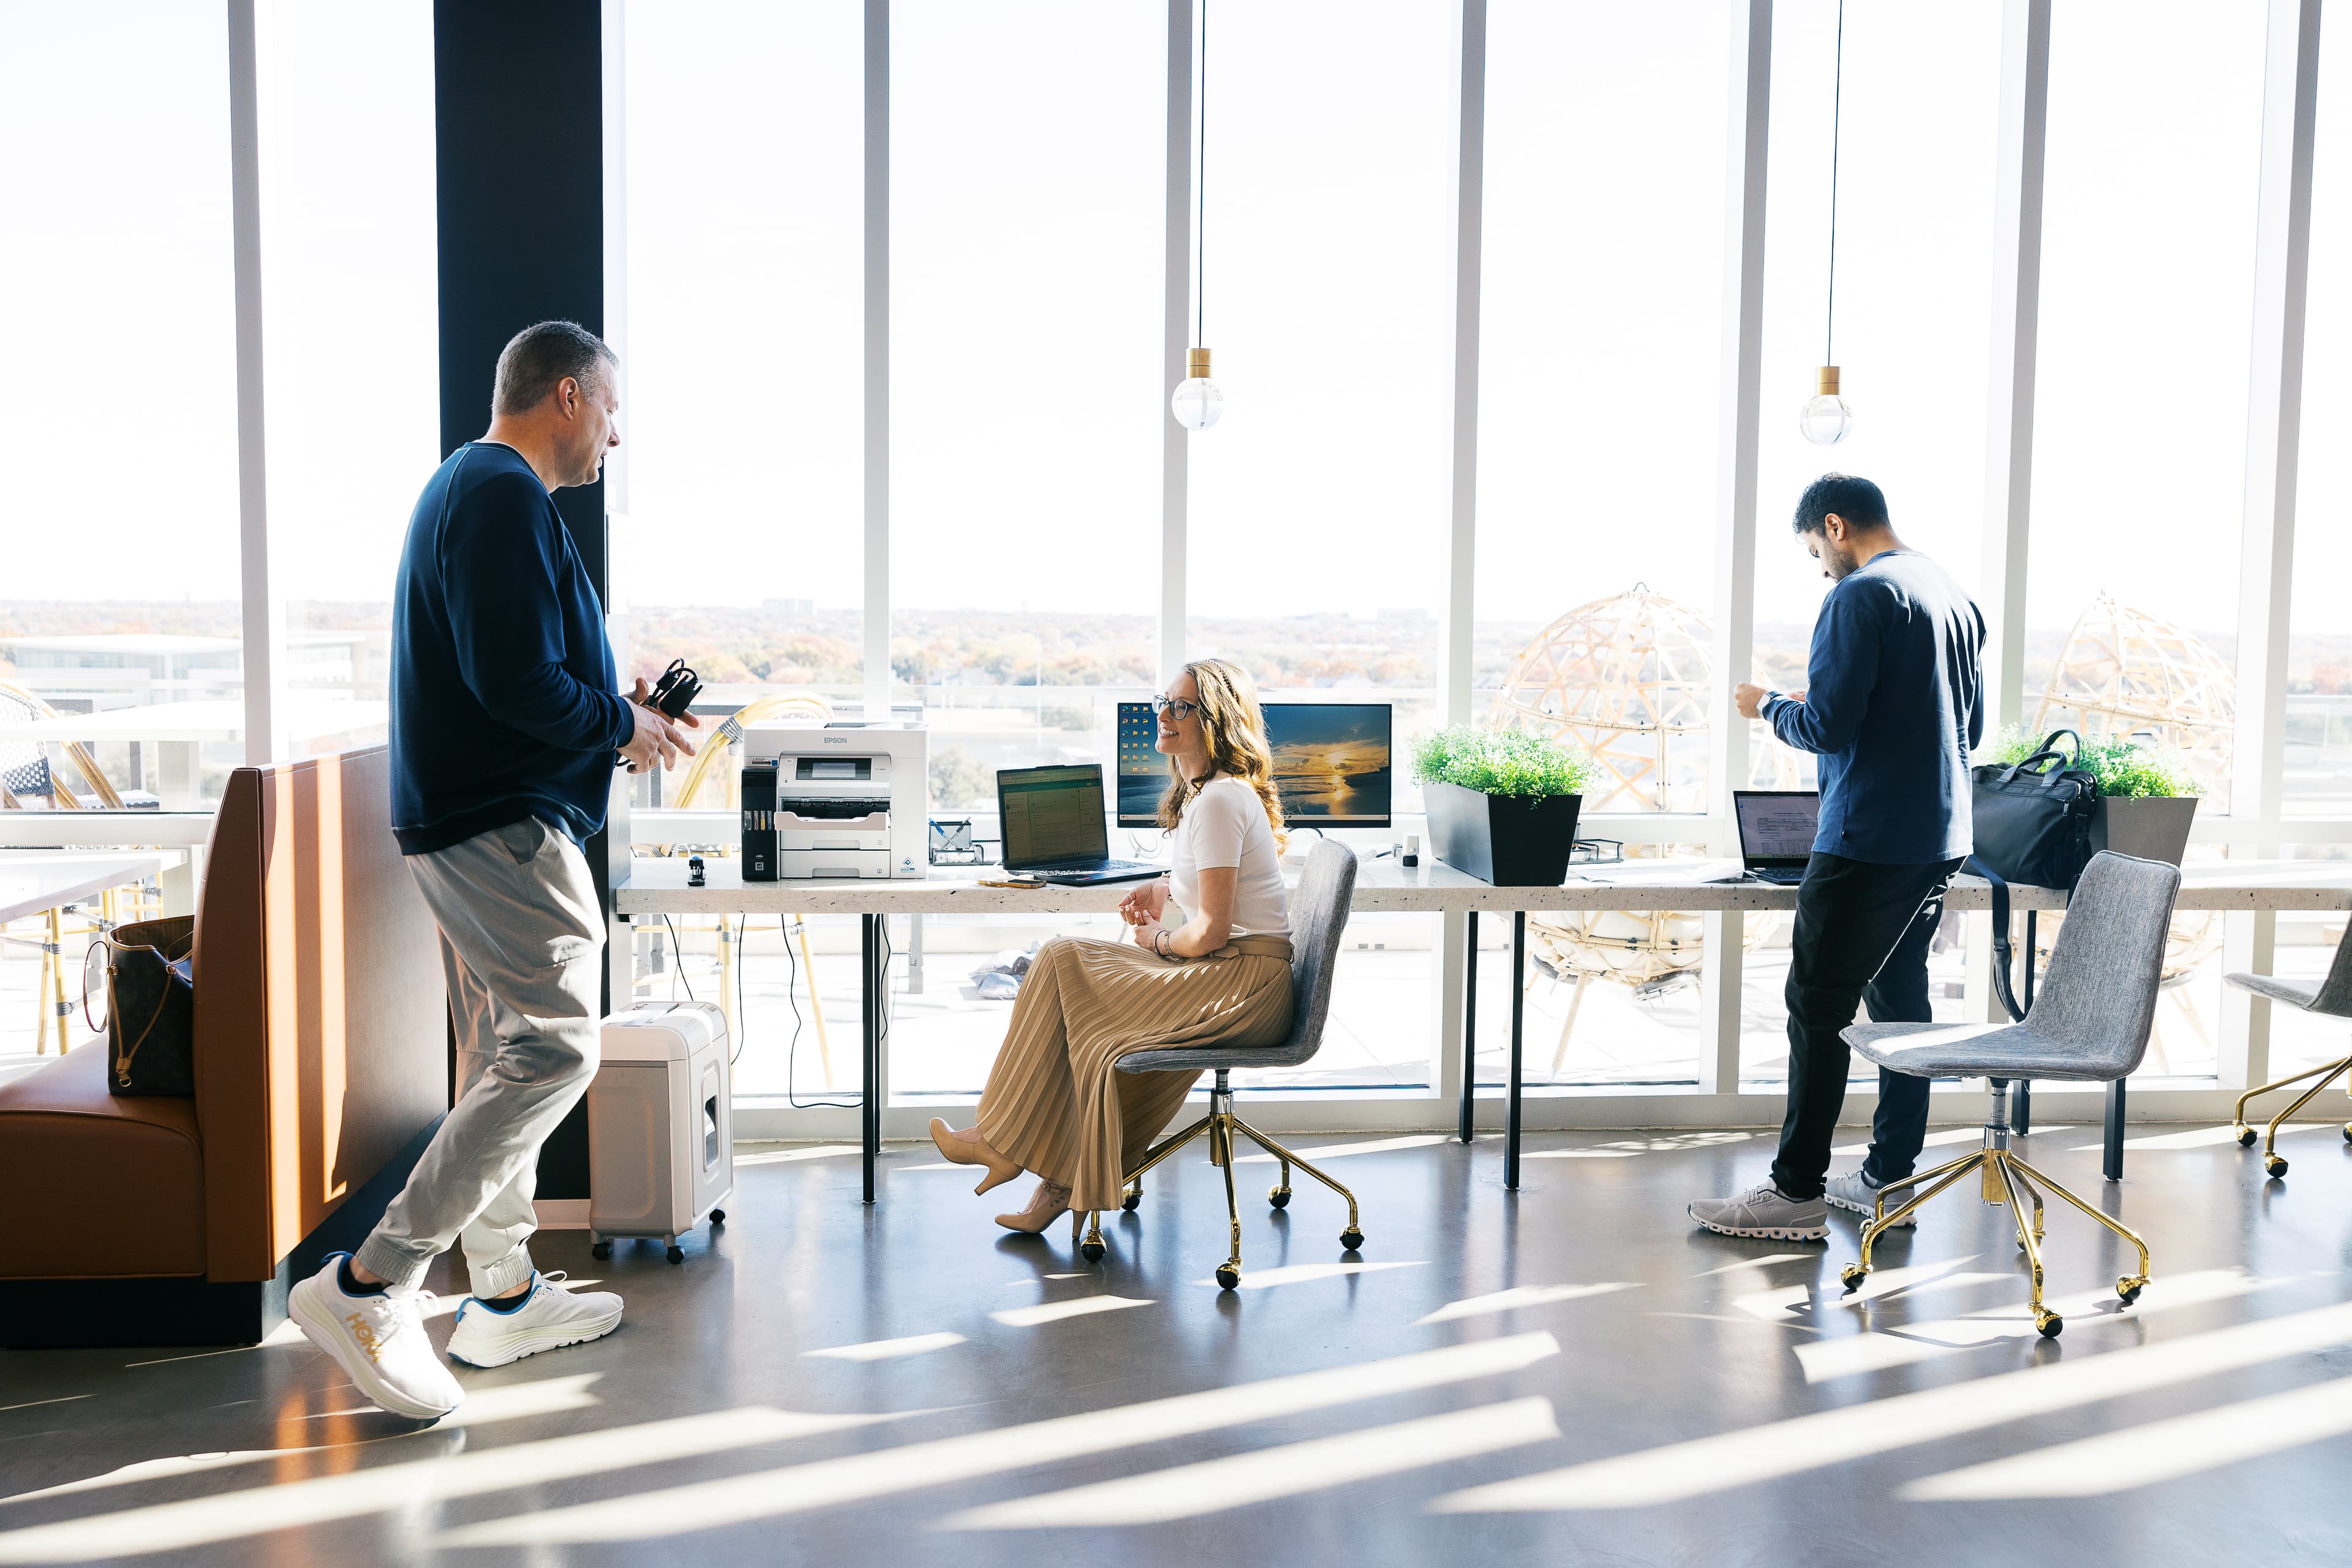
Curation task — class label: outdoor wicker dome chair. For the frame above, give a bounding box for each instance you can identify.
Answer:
[1834,850,2184,1339]
[1084,837,1360,1291]
[2223,919,2352,1178]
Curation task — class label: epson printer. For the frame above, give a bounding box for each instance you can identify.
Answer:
[740,723,927,880]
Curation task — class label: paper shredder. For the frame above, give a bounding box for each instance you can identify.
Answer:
[587,1001,733,1264]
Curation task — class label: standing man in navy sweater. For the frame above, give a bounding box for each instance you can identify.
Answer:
[1689,474,1985,1242]
[290,322,697,1419]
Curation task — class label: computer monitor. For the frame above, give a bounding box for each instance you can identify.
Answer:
[1115,700,1392,829]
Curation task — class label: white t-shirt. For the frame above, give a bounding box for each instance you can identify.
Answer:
[1168,775,1290,940]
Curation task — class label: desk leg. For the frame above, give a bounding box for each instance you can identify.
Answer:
[2013,911,2037,1136]
[1458,911,1478,1144]
[863,913,881,1205]
[1506,911,1525,1190]
[2104,1078,2126,1182]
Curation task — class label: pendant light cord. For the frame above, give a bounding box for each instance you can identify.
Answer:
[1196,0,1208,349]
[1825,0,1844,368]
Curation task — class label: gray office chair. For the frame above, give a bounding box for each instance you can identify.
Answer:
[1076,838,1361,1290]
[1837,851,2183,1338]
[2224,922,2352,1178]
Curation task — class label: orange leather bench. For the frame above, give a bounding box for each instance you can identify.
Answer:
[0,747,448,1347]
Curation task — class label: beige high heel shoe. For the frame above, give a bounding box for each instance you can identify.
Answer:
[995,1179,1072,1234]
[929,1118,1022,1196]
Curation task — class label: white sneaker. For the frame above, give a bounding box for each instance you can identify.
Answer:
[445,1272,623,1369]
[288,1254,464,1420]
[1825,1169,1917,1228]
[1687,1181,1829,1240]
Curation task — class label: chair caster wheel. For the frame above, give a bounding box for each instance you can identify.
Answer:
[2266,1155,2289,1178]
[1340,1229,1364,1251]
[666,1245,685,1264]
[591,1240,612,1261]
[2117,1275,2146,1305]
[2237,1126,2258,1147]
[2035,1310,2063,1339]
[1840,1263,1868,1292]
[709,1208,726,1224]
[1121,1189,1141,1213]
[1080,1241,1105,1262]
[1268,1186,1291,1209]
[1215,1264,1240,1291]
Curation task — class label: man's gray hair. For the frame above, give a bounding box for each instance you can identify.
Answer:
[492,320,617,417]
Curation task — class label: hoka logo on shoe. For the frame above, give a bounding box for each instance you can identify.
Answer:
[345,1313,386,1363]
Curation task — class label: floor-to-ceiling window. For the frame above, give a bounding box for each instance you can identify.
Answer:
[1472,0,1735,1091]
[1182,0,1461,1092]
[259,2,437,763]
[0,2,243,815]
[1738,0,2005,1084]
[2025,0,2269,1082]
[884,0,1166,1099]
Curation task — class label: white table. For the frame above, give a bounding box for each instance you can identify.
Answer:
[0,851,185,927]
[614,856,2352,1199]
[0,700,387,806]
[1,851,187,1054]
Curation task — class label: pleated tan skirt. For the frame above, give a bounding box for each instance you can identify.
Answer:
[974,933,1295,1213]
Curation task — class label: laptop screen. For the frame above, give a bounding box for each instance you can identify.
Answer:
[1734,791,1820,865]
[998,765,1111,869]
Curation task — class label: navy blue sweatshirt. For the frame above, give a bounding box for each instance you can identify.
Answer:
[1762,550,1986,865]
[389,442,632,855]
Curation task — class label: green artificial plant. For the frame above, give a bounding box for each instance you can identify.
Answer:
[1985,728,2199,799]
[1411,726,1600,801]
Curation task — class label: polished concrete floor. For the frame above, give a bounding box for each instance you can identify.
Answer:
[6,1120,2352,1566]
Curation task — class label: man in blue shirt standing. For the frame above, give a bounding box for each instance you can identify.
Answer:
[288,322,698,1418]
[1690,474,1985,1240]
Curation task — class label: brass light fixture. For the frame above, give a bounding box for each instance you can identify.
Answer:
[1800,0,1853,445]
[1170,0,1223,430]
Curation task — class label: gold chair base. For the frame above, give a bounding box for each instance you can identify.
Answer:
[1838,1144,2149,1340]
[2230,1052,2352,1178]
[1072,1095,1365,1291]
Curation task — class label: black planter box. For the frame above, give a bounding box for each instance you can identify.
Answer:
[1422,780,1584,886]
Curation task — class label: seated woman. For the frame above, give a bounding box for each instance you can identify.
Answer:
[930,658,1294,1232]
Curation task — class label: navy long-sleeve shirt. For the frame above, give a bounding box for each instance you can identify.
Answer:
[389,442,632,855]
[1762,549,1986,865]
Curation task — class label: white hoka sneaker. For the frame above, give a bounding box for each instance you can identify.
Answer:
[445,1272,623,1369]
[287,1254,464,1420]
[1825,1169,1917,1228]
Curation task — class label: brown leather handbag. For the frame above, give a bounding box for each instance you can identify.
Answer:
[92,916,197,1097]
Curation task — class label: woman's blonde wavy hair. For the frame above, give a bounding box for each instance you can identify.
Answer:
[1157,658,1288,853]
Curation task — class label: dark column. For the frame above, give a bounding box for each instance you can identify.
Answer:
[435,0,608,1202]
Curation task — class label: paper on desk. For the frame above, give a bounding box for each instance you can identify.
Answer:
[1563,857,1747,887]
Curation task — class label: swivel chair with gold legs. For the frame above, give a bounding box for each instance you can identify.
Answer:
[1838,851,2183,1338]
[1074,839,1361,1290]
[2223,922,2352,1178]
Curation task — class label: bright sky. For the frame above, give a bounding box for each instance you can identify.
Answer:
[6,0,2345,649]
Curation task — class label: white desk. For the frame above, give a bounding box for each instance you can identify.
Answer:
[0,851,184,927]
[1,851,186,1054]
[0,700,387,806]
[614,856,2352,1198]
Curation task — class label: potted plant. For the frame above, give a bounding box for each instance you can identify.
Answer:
[1988,731,2201,867]
[1412,726,1600,886]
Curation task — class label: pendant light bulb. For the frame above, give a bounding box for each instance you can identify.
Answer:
[1800,365,1852,445]
[1172,347,1224,431]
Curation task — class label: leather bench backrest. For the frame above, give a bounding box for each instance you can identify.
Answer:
[194,746,447,1281]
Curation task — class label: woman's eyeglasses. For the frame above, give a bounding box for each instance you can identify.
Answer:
[1150,694,1202,721]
